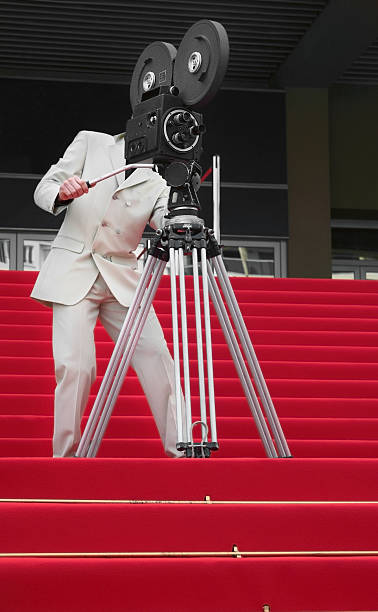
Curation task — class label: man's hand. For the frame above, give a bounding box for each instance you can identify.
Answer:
[58,176,89,201]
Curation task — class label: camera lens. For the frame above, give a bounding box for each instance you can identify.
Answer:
[172,132,184,145]
[172,113,184,125]
[189,124,205,136]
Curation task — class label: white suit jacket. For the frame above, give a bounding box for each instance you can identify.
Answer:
[31,130,170,307]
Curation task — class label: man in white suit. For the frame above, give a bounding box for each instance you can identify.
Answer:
[31,130,182,458]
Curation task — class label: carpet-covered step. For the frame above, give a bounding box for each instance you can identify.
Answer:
[3,271,378,288]
[141,314,378,332]
[0,395,255,418]
[0,283,35,296]
[256,344,378,363]
[1,502,377,553]
[5,339,378,366]
[256,397,378,418]
[1,438,378,458]
[1,556,377,612]
[2,415,378,441]
[4,324,378,346]
[3,395,378,419]
[3,270,378,290]
[3,338,378,364]
[0,374,242,397]
[0,356,244,376]
[8,285,378,305]
[3,374,378,398]
[3,356,378,381]
[5,297,378,319]
[1,458,377,501]
[156,301,378,318]
[2,270,378,291]
[0,340,227,360]
[0,373,234,397]
[4,308,378,332]
[156,287,378,305]
[228,276,378,292]
[0,323,231,343]
[0,299,47,311]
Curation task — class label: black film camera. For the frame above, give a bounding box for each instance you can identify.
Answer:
[125,20,229,219]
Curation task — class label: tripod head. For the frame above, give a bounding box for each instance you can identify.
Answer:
[124,20,229,223]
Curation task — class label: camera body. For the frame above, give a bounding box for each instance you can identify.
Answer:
[125,89,204,164]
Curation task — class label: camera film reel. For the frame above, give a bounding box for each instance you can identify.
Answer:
[129,20,229,111]
[129,41,177,111]
[173,20,229,109]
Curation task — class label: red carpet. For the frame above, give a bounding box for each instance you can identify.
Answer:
[0,271,378,611]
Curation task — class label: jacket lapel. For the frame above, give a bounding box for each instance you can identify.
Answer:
[108,135,126,188]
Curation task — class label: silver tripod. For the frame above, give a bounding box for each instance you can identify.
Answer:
[76,204,291,458]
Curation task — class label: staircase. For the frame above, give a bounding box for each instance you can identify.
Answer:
[0,271,377,611]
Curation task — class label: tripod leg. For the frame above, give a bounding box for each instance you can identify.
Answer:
[206,261,278,458]
[169,247,185,445]
[86,258,167,457]
[178,248,193,443]
[211,255,292,458]
[200,247,217,445]
[76,255,157,457]
[192,248,207,439]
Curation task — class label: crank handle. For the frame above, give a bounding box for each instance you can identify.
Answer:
[86,163,157,188]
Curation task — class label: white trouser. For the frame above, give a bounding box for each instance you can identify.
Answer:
[52,274,181,457]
